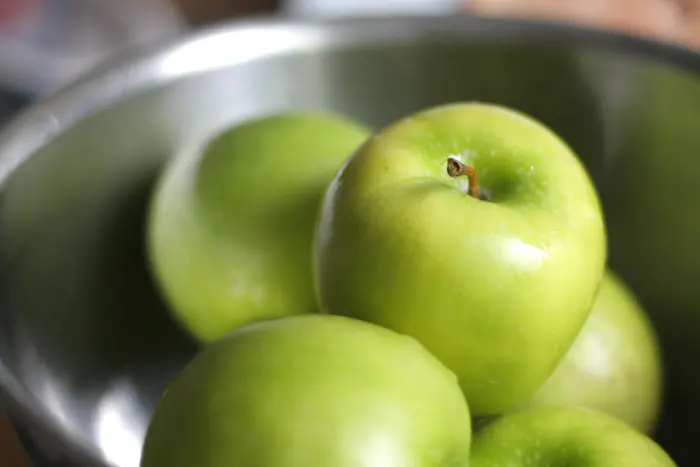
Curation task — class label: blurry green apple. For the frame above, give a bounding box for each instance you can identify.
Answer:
[521,269,664,434]
[470,406,676,467]
[139,314,472,467]
[147,112,370,343]
[313,102,607,416]
[602,66,700,463]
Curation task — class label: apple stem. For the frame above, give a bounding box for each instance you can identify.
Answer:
[447,157,482,199]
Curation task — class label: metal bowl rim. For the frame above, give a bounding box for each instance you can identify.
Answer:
[0,12,699,465]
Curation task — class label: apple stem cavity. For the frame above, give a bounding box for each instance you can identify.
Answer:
[447,157,486,200]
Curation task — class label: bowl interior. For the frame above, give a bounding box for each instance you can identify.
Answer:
[1,17,699,467]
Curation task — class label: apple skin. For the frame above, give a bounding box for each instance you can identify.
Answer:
[139,314,472,467]
[470,405,676,467]
[520,269,664,434]
[313,102,607,416]
[147,112,370,343]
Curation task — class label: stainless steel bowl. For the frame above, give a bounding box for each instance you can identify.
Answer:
[1,14,700,467]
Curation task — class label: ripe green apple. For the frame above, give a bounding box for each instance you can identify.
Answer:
[313,102,607,416]
[470,405,676,467]
[603,65,700,452]
[147,112,370,343]
[520,269,664,434]
[139,314,472,467]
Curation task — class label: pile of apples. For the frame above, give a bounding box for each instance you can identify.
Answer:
[140,102,675,466]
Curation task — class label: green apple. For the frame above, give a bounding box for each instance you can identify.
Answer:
[313,102,607,416]
[603,66,700,456]
[521,269,664,434]
[147,112,370,343]
[139,314,472,467]
[470,405,676,467]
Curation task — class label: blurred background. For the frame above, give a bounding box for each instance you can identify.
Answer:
[2,0,700,133]
[0,0,698,465]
